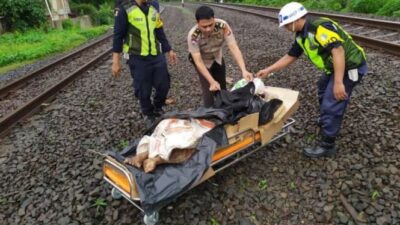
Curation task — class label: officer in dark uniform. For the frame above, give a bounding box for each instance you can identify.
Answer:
[257,2,367,158]
[112,0,177,127]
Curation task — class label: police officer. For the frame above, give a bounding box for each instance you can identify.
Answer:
[257,2,367,158]
[112,0,177,127]
[188,6,253,107]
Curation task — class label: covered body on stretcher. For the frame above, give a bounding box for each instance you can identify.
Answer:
[102,85,299,219]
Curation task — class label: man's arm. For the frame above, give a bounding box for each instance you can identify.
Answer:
[221,22,252,81]
[315,22,346,100]
[191,52,221,91]
[152,1,177,64]
[331,46,347,100]
[256,54,297,78]
[227,42,252,81]
[256,39,301,78]
[112,6,128,77]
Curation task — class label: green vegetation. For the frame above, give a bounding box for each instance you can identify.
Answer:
[258,179,268,190]
[210,218,220,225]
[119,140,130,150]
[0,1,115,74]
[227,0,400,17]
[70,0,114,25]
[0,0,47,31]
[377,0,400,16]
[0,25,109,69]
[289,181,297,190]
[90,198,107,213]
[371,190,380,201]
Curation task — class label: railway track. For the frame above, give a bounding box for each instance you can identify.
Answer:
[206,3,400,56]
[0,37,113,135]
[0,6,167,136]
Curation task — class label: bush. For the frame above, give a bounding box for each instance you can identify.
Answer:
[303,0,328,10]
[62,19,74,30]
[350,0,387,14]
[0,0,47,31]
[377,0,400,16]
[394,10,400,17]
[70,0,114,8]
[70,3,100,25]
[98,3,114,25]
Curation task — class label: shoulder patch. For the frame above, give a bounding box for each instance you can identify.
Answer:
[191,28,201,39]
[191,28,201,44]
[214,21,225,31]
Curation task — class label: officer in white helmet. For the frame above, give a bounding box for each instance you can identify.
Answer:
[257,2,367,158]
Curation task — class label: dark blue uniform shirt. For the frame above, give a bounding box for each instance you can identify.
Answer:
[112,0,172,54]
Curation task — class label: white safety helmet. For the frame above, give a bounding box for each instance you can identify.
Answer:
[278,2,308,27]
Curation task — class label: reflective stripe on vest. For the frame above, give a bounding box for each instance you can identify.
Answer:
[123,4,162,56]
[296,33,329,73]
[296,17,366,74]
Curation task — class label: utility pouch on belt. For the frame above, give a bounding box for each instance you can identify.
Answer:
[348,68,358,82]
[123,53,130,60]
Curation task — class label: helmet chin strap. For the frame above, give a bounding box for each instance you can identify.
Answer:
[292,21,295,32]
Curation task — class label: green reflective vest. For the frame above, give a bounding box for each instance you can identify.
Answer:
[122,3,162,56]
[296,17,366,74]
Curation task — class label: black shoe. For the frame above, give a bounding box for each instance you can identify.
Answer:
[154,108,165,117]
[303,135,337,158]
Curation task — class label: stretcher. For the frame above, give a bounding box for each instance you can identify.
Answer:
[102,87,299,225]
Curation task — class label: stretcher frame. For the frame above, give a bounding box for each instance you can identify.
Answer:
[103,88,299,224]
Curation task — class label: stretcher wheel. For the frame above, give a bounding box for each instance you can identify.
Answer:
[143,211,159,225]
[111,187,123,200]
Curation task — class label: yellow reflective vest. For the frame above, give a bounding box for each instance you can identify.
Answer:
[123,3,163,56]
[296,17,366,74]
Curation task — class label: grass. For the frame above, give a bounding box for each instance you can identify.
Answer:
[258,179,268,190]
[119,140,129,150]
[91,198,107,212]
[210,218,220,225]
[289,181,297,190]
[0,26,110,75]
[371,190,380,201]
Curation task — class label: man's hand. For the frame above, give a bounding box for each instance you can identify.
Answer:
[256,67,272,78]
[209,80,221,91]
[333,81,347,101]
[112,62,122,78]
[168,50,177,65]
[242,70,253,81]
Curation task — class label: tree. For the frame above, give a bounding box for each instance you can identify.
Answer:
[0,0,47,31]
[70,0,114,8]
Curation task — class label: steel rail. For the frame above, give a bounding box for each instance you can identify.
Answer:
[205,3,400,56]
[0,33,113,99]
[220,3,400,31]
[0,6,167,136]
[0,48,112,136]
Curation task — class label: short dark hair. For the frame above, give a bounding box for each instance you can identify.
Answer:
[195,6,214,21]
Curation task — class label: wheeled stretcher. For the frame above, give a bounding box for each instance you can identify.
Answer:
[102,87,299,224]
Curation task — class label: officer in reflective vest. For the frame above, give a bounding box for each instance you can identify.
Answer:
[112,0,177,127]
[256,2,367,158]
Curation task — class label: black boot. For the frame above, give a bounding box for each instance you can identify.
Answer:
[303,135,337,158]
